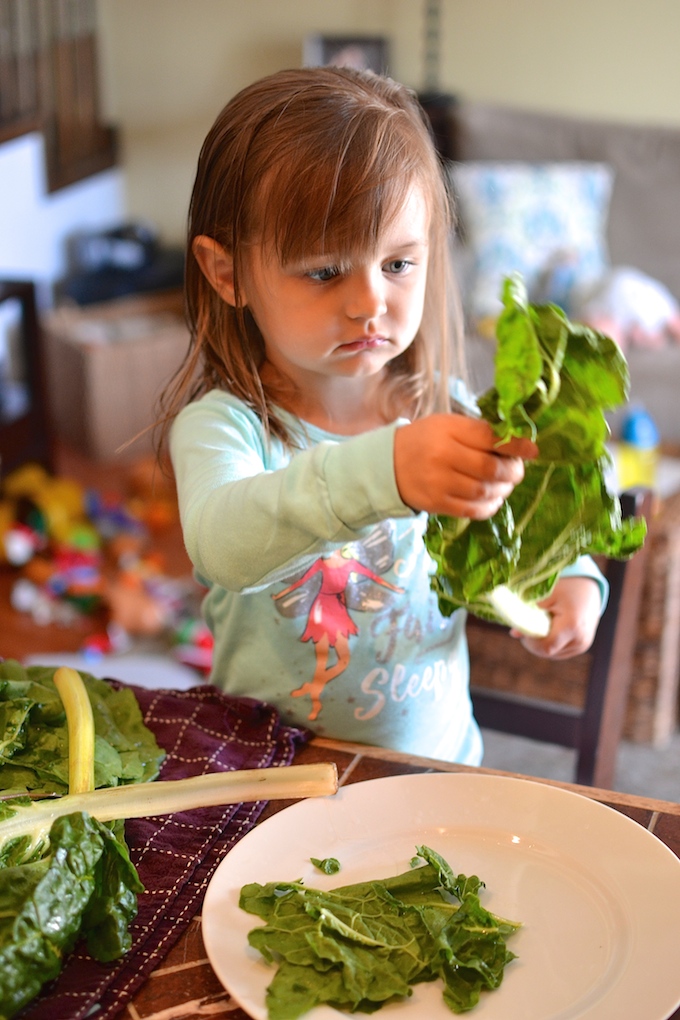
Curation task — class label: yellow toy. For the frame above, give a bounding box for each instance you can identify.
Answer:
[0,463,99,564]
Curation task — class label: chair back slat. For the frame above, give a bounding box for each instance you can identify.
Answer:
[576,487,654,786]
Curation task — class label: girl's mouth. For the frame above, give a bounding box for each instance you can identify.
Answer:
[339,336,388,352]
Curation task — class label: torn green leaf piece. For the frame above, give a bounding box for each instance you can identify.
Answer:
[310,855,341,874]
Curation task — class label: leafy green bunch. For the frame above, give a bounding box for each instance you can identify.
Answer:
[425,276,647,633]
[0,662,164,1019]
[0,662,336,1020]
[240,845,520,1017]
[0,810,142,1016]
[0,661,164,800]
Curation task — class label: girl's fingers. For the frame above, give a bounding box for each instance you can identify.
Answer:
[463,449,526,486]
[451,415,538,458]
[393,415,537,516]
[513,578,602,658]
[434,494,506,520]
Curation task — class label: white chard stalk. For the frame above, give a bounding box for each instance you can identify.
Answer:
[488,584,551,637]
[0,763,339,857]
[5,667,338,861]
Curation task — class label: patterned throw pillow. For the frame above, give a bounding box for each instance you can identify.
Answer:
[450,161,615,322]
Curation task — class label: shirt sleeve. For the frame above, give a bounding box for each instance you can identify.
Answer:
[169,394,414,593]
[560,554,609,614]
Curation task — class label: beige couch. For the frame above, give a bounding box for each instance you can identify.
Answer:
[440,100,680,443]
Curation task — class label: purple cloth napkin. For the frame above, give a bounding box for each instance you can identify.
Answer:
[19,682,309,1020]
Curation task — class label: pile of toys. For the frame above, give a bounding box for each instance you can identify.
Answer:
[0,462,213,675]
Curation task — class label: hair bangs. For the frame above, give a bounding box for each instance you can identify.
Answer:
[258,105,437,267]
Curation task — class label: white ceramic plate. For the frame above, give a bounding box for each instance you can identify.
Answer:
[202,773,680,1020]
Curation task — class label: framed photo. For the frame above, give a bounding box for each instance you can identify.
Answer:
[303,35,389,76]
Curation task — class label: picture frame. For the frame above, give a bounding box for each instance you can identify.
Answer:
[303,35,389,76]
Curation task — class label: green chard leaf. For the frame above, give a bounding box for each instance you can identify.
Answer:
[0,661,165,796]
[0,662,165,1019]
[0,812,143,1019]
[80,815,143,962]
[425,275,647,632]
[239,845,520,1017]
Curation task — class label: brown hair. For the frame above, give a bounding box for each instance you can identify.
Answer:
[157,65,464,450]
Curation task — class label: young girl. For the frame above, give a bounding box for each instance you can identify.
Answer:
[163,66,604,765]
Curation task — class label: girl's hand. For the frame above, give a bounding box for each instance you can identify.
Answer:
[512,577,602,659]
[393,413,537,518]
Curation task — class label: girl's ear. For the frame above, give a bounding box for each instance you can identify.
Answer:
[192,235,240,306]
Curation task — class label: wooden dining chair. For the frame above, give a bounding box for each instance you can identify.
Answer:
[468,487,654,789]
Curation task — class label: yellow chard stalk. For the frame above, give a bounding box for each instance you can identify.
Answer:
[53,666,96,795]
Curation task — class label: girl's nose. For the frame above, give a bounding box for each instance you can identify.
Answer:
[344,269,387,323]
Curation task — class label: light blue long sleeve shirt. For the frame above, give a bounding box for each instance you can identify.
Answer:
[170,388,606,765]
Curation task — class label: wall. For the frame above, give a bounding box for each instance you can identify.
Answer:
[97,0,680,246]
[434,0,680,128]
[0,133,124,307]
[96,0,405,244]
[4,0,677,288]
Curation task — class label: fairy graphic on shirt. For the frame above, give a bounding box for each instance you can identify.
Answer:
[272,522,404,721]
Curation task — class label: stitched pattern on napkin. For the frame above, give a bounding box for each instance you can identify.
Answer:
[18,682,309,1020]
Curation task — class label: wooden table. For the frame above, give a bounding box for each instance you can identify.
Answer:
[120,737,680,1020]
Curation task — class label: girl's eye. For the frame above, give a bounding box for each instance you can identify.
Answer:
[384,259,413,275]
[306,265,340,282]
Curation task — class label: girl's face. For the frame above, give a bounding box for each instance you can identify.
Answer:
[240,186,430,402]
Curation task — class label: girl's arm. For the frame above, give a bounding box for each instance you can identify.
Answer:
[170,393,414,593]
